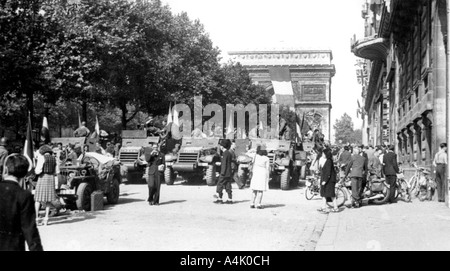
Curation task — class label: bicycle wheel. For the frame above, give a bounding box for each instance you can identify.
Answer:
[408,176,419,198]
[305,186,315,200]
[397,179,411,202]
[327,187,346,208]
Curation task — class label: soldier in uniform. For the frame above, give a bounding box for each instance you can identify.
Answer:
[73,122,90,137]
[145,143,165,206]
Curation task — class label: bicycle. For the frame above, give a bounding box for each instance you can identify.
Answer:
[305,171,346,208]
[395,172,411,202]
[407,163,435,200]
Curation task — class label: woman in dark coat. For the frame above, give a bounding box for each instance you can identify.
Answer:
[318,148,338,213]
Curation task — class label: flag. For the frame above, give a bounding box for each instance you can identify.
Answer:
[167,103,173,124]
[356,68,368,86]
[78,111,82,128]
[95,115,100,135]
[226,114,234,139]
[173,106,179,127]
[23,112,34,171]
[90,116,100,139]
[295,114,302,142]
[171,106,181,140]
[40,116,50,144]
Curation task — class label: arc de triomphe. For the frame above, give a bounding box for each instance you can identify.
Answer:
[228,49,336,140]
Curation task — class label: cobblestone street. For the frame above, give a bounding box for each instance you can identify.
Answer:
[37,180,328,251]
[316,199,450,251]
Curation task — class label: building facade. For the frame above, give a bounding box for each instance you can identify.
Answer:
[228,50,336,141]
[352,0,448,201]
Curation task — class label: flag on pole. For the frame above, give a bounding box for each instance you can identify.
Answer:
[171,106,181,140]
[226,114,234,139]
[95,115,100,135]
[90,116,100,139]
[258,120,265,138]
[23,112,34,171]
[167,103,173,124]
[40,116,50,144]
[173,106,179,127]
[78,111,82,128]
[296,116,302,143]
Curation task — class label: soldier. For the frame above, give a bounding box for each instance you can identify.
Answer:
[145,143,165,206]
[73,121,90,137]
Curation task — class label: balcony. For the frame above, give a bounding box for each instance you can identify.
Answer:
[351,35,389,61]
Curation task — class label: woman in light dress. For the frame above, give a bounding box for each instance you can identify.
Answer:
[250,145,270,209]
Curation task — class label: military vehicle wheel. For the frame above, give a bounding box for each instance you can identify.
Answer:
[280,168,291,190]
[76,182,93,211]
[164,167,175,185]
[107,178,120,204]
[206,165,216,186]
[291,167,300,188]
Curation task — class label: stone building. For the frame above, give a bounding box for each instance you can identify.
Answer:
[228,49,335,141]
[351,0,448,190]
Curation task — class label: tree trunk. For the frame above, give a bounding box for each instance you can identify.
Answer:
[82,100,88,123]
[121,104,128,130]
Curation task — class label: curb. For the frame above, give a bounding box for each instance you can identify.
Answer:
[314,210,341,251]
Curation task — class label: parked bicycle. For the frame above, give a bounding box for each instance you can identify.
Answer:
[406,163,436,201]
[395,171,412,202]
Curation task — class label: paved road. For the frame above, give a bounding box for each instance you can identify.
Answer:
[316,198,450,251]
[37,180,328,251]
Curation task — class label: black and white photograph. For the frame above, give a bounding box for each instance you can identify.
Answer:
[1,0,450,256]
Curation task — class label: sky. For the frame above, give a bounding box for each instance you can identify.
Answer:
[162,0,366,138]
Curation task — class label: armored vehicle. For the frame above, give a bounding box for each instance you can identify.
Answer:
[236,139,301,190]
[171,137,221,186]
[118,130,160,182]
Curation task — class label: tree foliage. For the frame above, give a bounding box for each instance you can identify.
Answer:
[0,0,273,139]
[333,113,362,145]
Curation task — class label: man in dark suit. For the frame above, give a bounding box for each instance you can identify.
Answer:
[0,154,43,251]
[344,147,367,208]
[382,145,400,203]
[359,145,369,198]
[145,143,165,206]
[214,139,233,204]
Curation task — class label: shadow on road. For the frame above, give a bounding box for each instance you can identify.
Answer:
[117,197,145,205]
[263,204,286,209]
[159,200,187,205]
[48,211,96,225]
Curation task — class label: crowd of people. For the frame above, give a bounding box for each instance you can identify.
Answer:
[0,124,448,251]
[312,142,448,213]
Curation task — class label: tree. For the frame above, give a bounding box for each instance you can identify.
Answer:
[0,0,63,124]
[333,113,361,145]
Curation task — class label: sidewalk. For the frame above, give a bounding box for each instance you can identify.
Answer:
[315,199,450,251]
